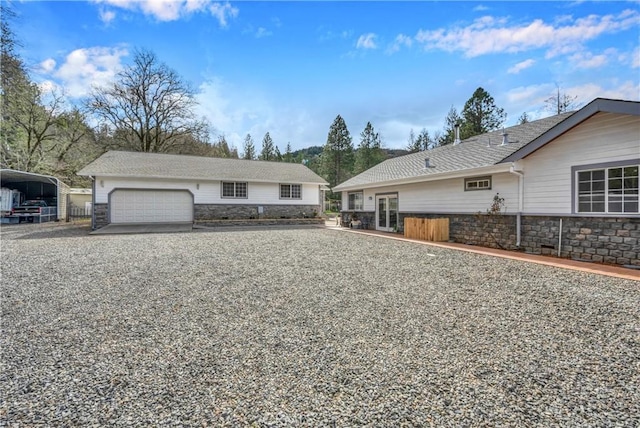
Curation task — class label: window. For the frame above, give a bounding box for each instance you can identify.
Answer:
[280,184,302,199]
[577,165,638,213]
[465,176,492,191]
[348,192,364,210]
[222,182,247,198]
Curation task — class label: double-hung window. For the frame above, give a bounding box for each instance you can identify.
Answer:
[348,191,364,210]
[577,164,638,213]
[280,184,302,199]
[222,182,248,198]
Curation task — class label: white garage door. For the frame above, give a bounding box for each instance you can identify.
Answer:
[110,189,193,224]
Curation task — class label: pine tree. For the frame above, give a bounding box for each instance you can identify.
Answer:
[415,129,432,151]
[242,133,256,160]
[274,145,282,162]
[460,87,506,139]
[259,132,275,161]
[321,115,354,188]
[437,106,462,146]
[283,142,293,162]
[355,121,385,174]
[407,129,419,153]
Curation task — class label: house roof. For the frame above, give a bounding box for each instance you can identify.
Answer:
[77,151,329,185]
[333,112,573,191]
[333,98,640,192]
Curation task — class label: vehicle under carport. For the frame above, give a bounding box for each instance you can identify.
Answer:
[0,169,70,223]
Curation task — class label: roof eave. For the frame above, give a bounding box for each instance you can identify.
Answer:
[77,172,328,186]
[333,163,512,192]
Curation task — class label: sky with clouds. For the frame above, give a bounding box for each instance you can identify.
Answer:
[14,0,640,152]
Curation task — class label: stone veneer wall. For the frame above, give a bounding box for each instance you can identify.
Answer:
[340,211,375,228]
[194,204,321,221]
[397,213,639,267]
[93,203,321,229]
[94,203,108,228]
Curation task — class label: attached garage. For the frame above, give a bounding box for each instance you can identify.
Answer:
[109,189,193,224]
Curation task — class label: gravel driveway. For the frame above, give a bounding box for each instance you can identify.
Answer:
[1,223,639,426]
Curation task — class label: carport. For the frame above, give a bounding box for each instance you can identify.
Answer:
[0,169,70,221]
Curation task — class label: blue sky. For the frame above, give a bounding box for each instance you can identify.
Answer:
[14,0,640,152]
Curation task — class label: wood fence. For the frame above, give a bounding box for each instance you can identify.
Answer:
[404,217,450,242]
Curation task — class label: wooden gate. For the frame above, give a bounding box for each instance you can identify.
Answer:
[404,217,449,242]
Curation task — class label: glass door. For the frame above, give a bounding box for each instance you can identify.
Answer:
[376,195,398,232]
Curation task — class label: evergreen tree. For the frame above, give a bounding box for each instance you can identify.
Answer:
[437,106,462,146]
[259,132,275,161]
[460,87,506,139]
[354,121,384,174]
[283,142,293,162]
[321,114,354,188]
[242,133,256,160]
[415,129,432,151]
[274,145,282,162]
[407,129,419,153]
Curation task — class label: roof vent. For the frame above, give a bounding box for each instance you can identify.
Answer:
[454,123,461,145]
[501,130,509,146]
[424,158,431,168]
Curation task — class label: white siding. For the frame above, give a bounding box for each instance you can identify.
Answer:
[342,172,519,214]
[521,112,640,214]
[95,177,320,205]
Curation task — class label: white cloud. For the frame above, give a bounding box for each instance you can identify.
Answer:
[92,0,238,25]
[207,2,239,27]
[39,58,57,73]
[569,50,612,69]
[255,27,272,38]
[387,34,413,54]
[633,47,640,68]
[507,59,535,74]
[473,5,489,12]
[356,33,377,50]
[415,9,640,58]
[53,46,128,98]
[99,8,116,24]
[195,77,320,152]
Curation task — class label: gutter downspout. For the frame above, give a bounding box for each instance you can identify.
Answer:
[509,164,524,247]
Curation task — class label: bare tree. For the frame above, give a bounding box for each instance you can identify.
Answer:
[545,84,580,114]
[85,48,208,153]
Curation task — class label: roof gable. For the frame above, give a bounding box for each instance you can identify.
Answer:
[77,151,328,185]
[501,98,640,163]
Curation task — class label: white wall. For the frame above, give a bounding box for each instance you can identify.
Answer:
[342,172,519,214]
[94,177,320,205]
[521,112,640,215]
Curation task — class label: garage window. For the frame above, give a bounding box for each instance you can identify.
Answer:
[280,184,302,199]
[222,182,248,198]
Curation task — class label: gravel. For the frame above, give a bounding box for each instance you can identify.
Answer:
[1,222,639,426]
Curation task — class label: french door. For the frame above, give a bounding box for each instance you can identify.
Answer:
[376,195,398,232]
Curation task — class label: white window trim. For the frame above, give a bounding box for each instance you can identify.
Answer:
[221,181,248,199]
[574,163,639,214]
[348,191,364,211]
[464,176,492,191]
[280,183,302,200]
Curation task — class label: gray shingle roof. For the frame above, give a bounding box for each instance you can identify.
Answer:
[77,151,328,184]
[333,112,574,191]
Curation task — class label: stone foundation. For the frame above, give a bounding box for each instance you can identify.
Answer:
[398,213,639,267]
[94,203,108,228]
[195,204,321,220]
[340,211,375,228]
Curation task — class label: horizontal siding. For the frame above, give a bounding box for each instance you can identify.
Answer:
[95,177,320,205]
[342,172,519,214]
[522,112,640,214]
